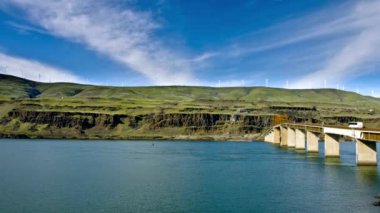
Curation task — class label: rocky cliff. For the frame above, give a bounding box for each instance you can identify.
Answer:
[1,106,378,140]
[0,109,276,140]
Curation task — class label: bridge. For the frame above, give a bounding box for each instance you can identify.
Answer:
[263,123,380,166]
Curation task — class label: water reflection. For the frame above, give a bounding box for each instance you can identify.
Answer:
[276,145,289,151]
[356,166,380,186]
[294,149,306,154]
[305,152,319,158]
[324,157,342,166]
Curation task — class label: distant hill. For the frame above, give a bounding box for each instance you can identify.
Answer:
[1,74,379,106]
[1,74,380,140]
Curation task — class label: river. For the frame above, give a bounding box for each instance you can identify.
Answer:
[0,139,379,212]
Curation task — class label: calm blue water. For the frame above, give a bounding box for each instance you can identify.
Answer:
[0,140,379,213]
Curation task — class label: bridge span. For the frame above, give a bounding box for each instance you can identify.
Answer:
[263,123,380,166]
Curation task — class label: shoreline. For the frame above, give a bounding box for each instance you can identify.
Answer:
[0,134,262,142]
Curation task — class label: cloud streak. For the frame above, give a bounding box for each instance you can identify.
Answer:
[292,0,380,88]
[2,0,379,89]
[2,0,195,85]
[204,0,380,89]
[223,2,363,57]
[0,52,83,83]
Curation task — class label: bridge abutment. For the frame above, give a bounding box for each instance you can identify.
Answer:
[306,131,319,153]
[356,139,377,166]
[264,131,274,143]
[295,129,306,150]
[325,133,340,157]
[287,128,296,148]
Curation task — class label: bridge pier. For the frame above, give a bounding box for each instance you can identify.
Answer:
[280,126,288,146]
[295,129,306,150]
[356,139,377,166]
[287,128,296,148]
[274,127,281,144]
[306,131,319,153]
[265,123,380,167]
[325,133,340,157]
[264,132,270,143]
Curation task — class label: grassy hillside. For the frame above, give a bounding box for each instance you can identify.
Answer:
[1,74,380,140]
[1,74,379,106]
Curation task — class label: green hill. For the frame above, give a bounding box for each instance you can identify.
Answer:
[1,74,379,106]
[1,74,380,140]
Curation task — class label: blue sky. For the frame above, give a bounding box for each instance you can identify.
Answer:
[0,0,379,96]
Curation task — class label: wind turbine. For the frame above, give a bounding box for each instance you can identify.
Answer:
[0,65,7,74]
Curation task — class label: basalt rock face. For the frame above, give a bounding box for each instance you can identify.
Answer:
[148,113,232,130]
[3,109,377,140]
[152,113,272,127]
[147,113,273,134]
[4,110,125,130]
[0,110,275,139]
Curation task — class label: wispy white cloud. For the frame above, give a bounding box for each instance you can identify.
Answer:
[5,21,48,35]
[292,33,380,88]
[205,0,380,89]
[2,0,379,89]
[222,2,357,57]
[292,0,380,88]
[2,0,195,85]
[0,52,83,83]
[189,52,220,63]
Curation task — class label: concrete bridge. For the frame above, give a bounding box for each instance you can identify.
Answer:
[263,123,380,166]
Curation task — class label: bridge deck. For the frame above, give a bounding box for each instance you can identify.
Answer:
[267,123,380,142]
[264,123,380,166]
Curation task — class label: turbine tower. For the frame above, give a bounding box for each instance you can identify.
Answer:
[0,65,7,74]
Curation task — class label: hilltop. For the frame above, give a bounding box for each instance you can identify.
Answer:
[1,74,379,106]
